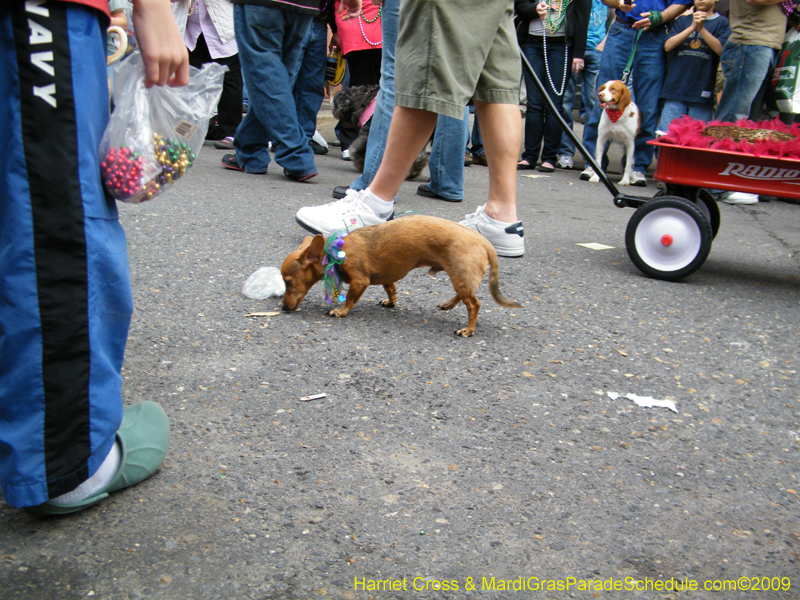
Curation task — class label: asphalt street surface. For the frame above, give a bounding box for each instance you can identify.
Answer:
[2,119,800,600]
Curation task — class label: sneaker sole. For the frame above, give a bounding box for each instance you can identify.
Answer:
[284,170,319,182]
[295,215,325,236]
[221,159,245,172]
[495,247,525,258]
[416,187,463,202]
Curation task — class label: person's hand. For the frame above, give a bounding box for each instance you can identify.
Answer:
[329,32,340,53]
[572,58,584,75]
[619,0,636,13]
[537,2,548,19]
[132,0,189,87]
[371,0,383,5]
[693,10,707,30]
[633,11,653,29]
[339,0,362,21]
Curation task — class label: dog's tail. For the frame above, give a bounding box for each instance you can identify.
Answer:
[487,249,522,309]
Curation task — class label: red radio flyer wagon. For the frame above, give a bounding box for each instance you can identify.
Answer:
[520,49,797,281]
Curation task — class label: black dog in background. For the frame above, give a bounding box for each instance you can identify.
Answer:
[332,84,429,180]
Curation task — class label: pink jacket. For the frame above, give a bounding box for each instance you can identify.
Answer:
[334,0,382,55]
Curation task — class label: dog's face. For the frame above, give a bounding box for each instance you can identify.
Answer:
[331,85,380,126]
[280,235,326,311]
[597,80,632,110]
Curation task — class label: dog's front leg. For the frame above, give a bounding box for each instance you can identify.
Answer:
[329,280,368,318]
[619,140,635,186]
[589,133,605,183]
[379,283,397,308]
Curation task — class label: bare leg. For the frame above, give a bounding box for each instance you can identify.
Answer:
[369,106,439,202]
[473,101,520,223]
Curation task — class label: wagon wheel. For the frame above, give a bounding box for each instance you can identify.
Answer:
[625,196,713,281]
[653,187,721,239]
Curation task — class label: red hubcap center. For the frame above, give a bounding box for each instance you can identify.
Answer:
[661,234,674,246]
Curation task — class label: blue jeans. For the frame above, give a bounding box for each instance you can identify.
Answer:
[715,42,777,123]
[658,99,713,131]
[558,48,601,157]
[233,5,316,176]
[467,105,484,157]
[582,22,668,174]
[351,0,399,191]
[521,38,571,165]
[294,19,328,141]
[427,107,470,199]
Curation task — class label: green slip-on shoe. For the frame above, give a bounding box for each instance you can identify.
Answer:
[28,401,170,516]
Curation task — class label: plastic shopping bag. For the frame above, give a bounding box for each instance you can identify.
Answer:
[771,28,800,114]
[100,50,226,203]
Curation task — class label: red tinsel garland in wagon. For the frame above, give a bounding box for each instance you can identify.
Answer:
[649,116,800,197]
[658,115,800,157]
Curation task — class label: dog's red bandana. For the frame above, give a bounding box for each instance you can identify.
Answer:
[605,108,623,123]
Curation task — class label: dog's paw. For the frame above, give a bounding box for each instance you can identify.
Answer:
[589,174,600,183]
[618,178,630,186]
[454,328,474,338]
[379,299,395,308]
[328,308,347,318]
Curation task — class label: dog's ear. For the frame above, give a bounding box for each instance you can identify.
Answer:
[302,234,326,266]
[616,82,632,112]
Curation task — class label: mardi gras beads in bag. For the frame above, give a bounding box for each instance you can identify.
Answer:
[100,50,226,203]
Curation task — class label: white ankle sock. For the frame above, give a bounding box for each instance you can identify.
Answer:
[51,441,121,504]
[364,187,394,218]
[483,211,514,226]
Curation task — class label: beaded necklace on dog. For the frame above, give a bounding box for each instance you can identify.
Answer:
[321,230,348,304]
[542,0,571,96]
[358,7,382,46]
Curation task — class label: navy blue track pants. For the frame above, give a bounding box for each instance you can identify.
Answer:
[0,1,132,508]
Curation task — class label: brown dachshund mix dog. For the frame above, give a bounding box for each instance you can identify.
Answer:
[280,215,520,337]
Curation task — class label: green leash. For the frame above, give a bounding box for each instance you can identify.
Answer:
[621,29,642,85]
[620,11,662,85]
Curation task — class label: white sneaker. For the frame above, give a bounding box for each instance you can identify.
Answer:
[580,166,596,181]
[459,205,524,258]
[556,155,574,169]
[630,171,647,187]
[295,189,391,237]
[722,192,758,205]
[342,149,351,161]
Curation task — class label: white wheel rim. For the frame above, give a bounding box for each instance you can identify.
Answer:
[634,207,702,272]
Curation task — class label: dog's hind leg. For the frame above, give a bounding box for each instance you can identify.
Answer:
[454,291,480,338]
[439,294,460,311]
[379,283,397,307]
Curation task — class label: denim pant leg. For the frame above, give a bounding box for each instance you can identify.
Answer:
[558,72,577,157]
[233,5,316,176]
[559,48,600,159]
[429,107,470,199]
[630,28,667,174]
[294,20,328,141]
[658,99,688,132]
[715,43,776,123]
[351,0,399,191]
[469,106,484,156]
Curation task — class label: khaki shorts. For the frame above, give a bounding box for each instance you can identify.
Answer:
[394,0,521,120]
